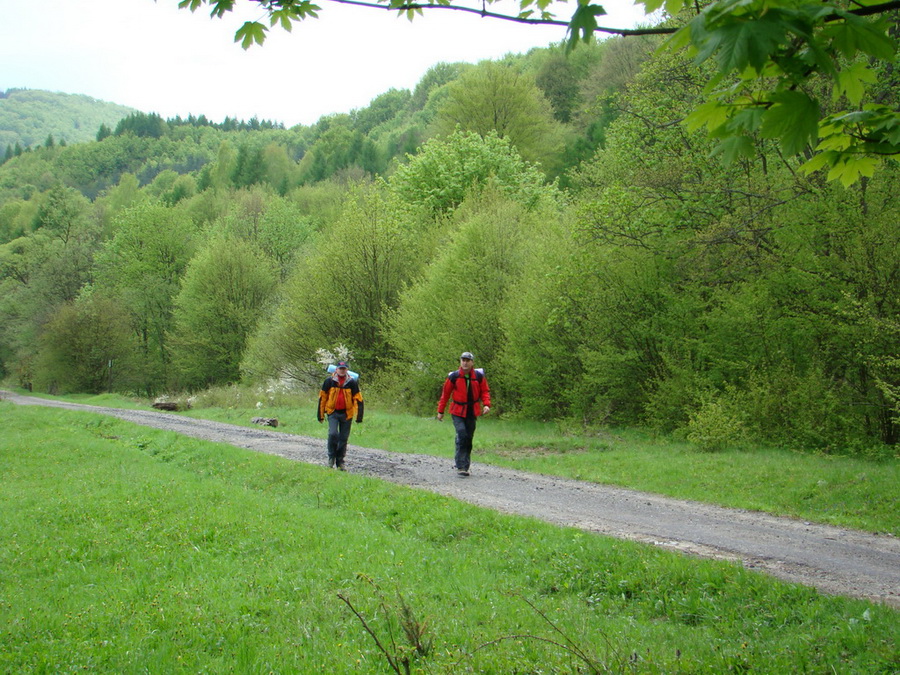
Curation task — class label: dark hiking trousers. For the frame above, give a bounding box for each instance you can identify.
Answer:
[327,411,351,466]
[451,413,477,471]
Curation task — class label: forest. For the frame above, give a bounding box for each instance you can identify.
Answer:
[0,88,137,152]
[1,28,898,456]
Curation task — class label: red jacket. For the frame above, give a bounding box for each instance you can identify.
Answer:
[438,368,491,417]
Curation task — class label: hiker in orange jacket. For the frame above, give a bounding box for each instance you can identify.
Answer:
[318,361,363,470]
[437,351,491,477]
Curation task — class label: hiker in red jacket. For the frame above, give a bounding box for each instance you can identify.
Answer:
[437,351,491,477]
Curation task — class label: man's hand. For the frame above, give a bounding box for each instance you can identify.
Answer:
[437,412,444,421]
[483,406,490,415]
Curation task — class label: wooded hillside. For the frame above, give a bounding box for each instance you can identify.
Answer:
[0,89,136,151]
[1,35,897,455]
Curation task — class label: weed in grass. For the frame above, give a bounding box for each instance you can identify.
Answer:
[339,575,434,675]
[341,577,625,674]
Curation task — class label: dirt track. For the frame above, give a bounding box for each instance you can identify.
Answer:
[4,391,899,608]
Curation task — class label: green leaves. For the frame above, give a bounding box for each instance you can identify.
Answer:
[236,21,267,49]
[708,135,754,163]
[801,105,900,186]
[685,100,733,135]
[177,0,205,11]
[801,152,878,187]
[234,2,320,48]
[674,0,898,183]
[693,11,791,74]
[174,0,899,185]
[687,90,818,162]
[566,0,608,51]
[391,130,550,215]
[760,91,819,156]
[641,0,689,16]
[826,12,896,61]
[834,61,876,106]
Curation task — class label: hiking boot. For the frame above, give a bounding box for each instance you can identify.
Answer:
[328,458,335,468]
[457,469,470,477]
[337,464,346,471]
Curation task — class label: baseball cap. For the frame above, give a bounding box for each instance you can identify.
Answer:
[460,352,474,360]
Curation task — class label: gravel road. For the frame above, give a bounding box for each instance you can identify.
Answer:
[4,391,899,608]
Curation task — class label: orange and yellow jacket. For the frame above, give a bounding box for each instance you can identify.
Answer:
[318,374,364,422]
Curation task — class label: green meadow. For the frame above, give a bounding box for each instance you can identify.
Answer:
[164,389,899,536]
[1,400,897,673]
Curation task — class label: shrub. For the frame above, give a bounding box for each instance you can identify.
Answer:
[685,393,745,452]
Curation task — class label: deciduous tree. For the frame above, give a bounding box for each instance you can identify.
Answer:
[169,236,277,389]
[179,0,900,184]
[391,129,552,215]
[433,62,565,167]
[33,293,137,395]
[94,202,198,392]
[244,181,424,381]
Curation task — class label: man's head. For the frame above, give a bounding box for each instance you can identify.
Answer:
[460,351,474,371]
[335,361,349,374]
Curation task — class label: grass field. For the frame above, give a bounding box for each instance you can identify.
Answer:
[139,389,898,536]
[1,400,898,673]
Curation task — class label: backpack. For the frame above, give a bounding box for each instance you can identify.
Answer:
[447,368,484,383]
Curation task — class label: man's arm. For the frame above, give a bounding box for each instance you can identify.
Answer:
[437,377,452,418]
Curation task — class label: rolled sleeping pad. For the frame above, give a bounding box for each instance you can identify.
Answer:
[327,364,360,380]
[448,368,485,377]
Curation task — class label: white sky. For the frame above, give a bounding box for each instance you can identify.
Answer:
[0,0,649,128]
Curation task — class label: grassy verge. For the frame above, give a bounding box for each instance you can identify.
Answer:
[180,397,898,535]
[1,402,897,673]
[6,388,898,535]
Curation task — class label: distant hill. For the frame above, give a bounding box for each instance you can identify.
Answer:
[0,89,136,150]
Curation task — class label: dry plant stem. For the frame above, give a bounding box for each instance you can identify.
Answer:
[337,593,409,675]
[519,593,613,671]
[456,635,610,673]
[451,594,613,673]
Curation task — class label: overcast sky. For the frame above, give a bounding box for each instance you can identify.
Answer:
[0,0,649,128]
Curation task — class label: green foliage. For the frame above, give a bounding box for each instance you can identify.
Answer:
[32,183,91,244]
[0,88,135,149]
[667,0,899,183]
[93,201,198,393]
[410,62,467,111]
[32,293,138,394]
[497,214,581,419]
[114,112,168,139]
[98,172,143,215]
[1,32,898,456]
[169,236,278,390]
[531,43,900,450]
[297,123,367,183]
[352,88,413,134]
[534,52,580,123]
[390,187,550,411]
[433,61,566,168]
[230,143,266,187]
[177,0,899,184]
[216,188,315,278]
[685,392,745,452]
[391,129,551,216]
[246,181,423,381]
